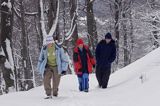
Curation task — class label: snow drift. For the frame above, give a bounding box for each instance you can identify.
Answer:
[0,48,160,106]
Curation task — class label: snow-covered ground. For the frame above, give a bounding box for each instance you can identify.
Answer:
[1,48,160,106]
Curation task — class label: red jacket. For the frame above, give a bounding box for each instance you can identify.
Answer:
[73,45,95,75]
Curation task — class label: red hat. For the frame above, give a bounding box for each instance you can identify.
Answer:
[76,38,84,46]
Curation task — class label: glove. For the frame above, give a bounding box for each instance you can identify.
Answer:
[45,64,48,68]
[93,64,95,68]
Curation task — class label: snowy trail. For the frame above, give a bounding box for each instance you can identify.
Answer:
[1,48,160,106]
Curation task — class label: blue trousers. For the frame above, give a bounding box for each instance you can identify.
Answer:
[77,73,89,91]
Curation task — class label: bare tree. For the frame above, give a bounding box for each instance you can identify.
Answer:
[37,1,43,51]
[121,0,133,66]
[114,0,121,66]
[129,2,134,63]
[19,0,33,90]
[86,0,97,52]
[149,0,160,49]
[0,0,15,93]
[69,0,78,45]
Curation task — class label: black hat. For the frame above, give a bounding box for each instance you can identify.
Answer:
[105,32,112,39]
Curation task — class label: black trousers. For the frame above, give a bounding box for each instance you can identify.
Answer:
[96,67,111,88]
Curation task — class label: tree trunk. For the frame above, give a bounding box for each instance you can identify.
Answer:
[20,0,33,91]
[37,3,43,51]
[86,0,98,52]
[0,0,1,45]
[114,0,121,65]
[150,0,160,49]
[69,0,78,45]
[0,55,6,94]
[129,1,134,63]
[122,0,133,66]
[47,0,59,39]
[122,12,129,66]
[0,0,15,93]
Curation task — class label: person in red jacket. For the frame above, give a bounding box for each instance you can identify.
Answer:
[73,38,95,92]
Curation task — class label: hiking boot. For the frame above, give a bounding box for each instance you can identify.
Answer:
[44,95,52,99]
[102,86,107,89]
[53,94,58,97]
[53,92,58,97]
[84,89,89,92]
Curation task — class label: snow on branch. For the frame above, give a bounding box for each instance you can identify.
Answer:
[63,0,78,42]
[13,7,21,18]
[64,13,76,40]
[90,0,95,3]
[0,44,14,70]
[13,3,49,18]
[1,0,12,12]
[0,47,5,56]
[48,0,60,37]
[58,12,77,45]
[40,0,60,45]
[65,24,76,40]
[25,12,38,16]
[14,7,39,16]
[5,39,14,71]
[40,0,48,45]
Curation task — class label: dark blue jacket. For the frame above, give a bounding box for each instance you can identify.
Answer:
[95,40,116,70]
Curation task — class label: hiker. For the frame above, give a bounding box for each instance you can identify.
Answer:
[95,32,116,89]
[37,36,69,99]
[73,38,95,92]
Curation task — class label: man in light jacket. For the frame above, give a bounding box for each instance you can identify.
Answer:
[37,36,69,99]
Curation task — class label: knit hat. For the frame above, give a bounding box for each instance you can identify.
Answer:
[76,38,84,46]
[105,32,112,39]
[46,36,54,45]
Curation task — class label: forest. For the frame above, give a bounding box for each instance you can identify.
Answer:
[0,0,160,95]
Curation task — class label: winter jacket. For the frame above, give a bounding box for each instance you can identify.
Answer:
[73,45,95,75]
[95,39,116,70]
[78,47,88,73]
[37,44,69,75]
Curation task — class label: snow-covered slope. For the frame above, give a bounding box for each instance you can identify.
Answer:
[1,48,160,106]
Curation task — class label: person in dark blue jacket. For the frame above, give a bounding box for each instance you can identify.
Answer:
[95,32,116,89]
